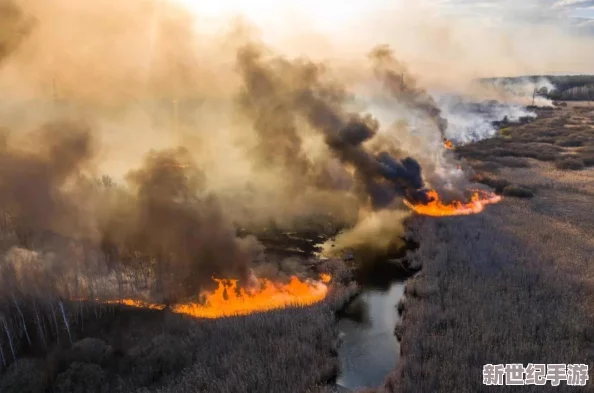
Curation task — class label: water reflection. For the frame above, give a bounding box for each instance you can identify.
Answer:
[336,280,405,390]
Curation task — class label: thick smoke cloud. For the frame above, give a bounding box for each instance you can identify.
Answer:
[0,125,259,303]
[117,148,258,301]
[0,121,96,242]
[0,0,527,307]
[236,44,431,210]
[436,94,537,144]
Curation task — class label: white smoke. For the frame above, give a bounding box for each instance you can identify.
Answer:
[347,78,542,147]
[478,77,557,107]
[436,93,537,144]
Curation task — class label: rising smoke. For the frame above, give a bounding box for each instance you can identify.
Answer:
[0,0,579,306]
[236,43,434,211]
[436,94,537,144]
[107,148,260,301]
[478,76,557,107]
[370,45,448,139]
[0,127,260,303]
[0,121,98,241]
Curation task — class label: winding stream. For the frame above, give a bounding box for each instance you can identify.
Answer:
[335,261,411,391]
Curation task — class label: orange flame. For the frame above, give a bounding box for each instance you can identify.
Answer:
[90,274,331,319]
[444,139,454,149]
[173,275,330,318]
[404,189,502,217]
[103,298,166,310]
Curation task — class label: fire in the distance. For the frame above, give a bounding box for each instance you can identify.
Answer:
[404,189,502,217]
[98,273,332,319]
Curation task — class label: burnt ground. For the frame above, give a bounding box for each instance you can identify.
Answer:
[366,102,594,393]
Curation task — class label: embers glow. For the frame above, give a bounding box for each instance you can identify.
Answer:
[103,299,166,310]
[444,139,454,149]
[404,189,502,217]
[98,274,332,319]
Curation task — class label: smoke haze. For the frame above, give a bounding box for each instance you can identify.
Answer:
[0,0,590,301]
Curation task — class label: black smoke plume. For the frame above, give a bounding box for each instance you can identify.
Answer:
[236,45,353,193]
[236,44,431,209]
[0,120,96,244]
[112,148,258,302]
[0,123,259,304]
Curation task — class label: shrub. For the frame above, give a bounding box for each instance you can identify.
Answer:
[472,160,501,173]
[502,185,535,198]
[577,148,594,166]
[70,338,112,366]
[499,128,511,137]
[459,139,563,162]
[0,358,48,393]
[555,157,585,170]
[54,362,110,393]
[472,174,510,193]
[394,323,404,342]
[581,153,594,166]
[124,334,193,386]
[396,299,406,316]
[492,156,531,168]
[555,139,584,147]
[535,137,557,144]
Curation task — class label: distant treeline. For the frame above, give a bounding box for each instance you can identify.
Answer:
[480,75,594,101]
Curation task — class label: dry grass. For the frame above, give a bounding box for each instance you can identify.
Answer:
[0,282,358,393]
[457,105,594,169]
[373,198,594,392]
[366,103,594,393]
[0,216,358,393]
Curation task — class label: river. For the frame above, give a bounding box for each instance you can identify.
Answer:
[335,260,410,391]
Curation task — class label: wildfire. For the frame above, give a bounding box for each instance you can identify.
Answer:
[103,298,166,310]
[404,189,502,217]
[173,274,331,318]
[444,139,454,149]
[94,273,332,319]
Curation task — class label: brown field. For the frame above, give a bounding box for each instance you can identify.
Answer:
[369,102,594,393]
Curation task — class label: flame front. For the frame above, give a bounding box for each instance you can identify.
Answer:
[173,275,330,318]
[103,299,166,310]
[404,189,502,217]
[444,139,454,149]
[95,274,331,319]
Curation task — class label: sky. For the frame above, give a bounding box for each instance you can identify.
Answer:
[436,0,594,32]
[176,0,594,30]
[168,0,594,78]
[172,0,594,48]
